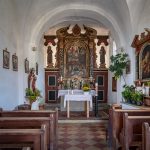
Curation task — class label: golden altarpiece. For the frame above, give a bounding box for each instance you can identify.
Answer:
[44,25,108,104]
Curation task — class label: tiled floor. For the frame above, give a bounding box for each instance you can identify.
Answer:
[58,123,110,150]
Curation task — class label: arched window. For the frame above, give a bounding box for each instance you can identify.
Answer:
[112,40,117,55]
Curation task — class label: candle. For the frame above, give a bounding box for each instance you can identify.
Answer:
[95,83,98,95]
[95,83,98,87]
[60,76,63,81]
[90,76,93,82]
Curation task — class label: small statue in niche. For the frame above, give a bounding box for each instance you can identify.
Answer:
[47,46,53,68]
[99,46,106,68]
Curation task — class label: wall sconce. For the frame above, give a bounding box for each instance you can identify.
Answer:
[32,46,37,51]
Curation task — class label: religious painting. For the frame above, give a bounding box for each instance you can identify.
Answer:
[12,54,18,71]
[3,48,10,69]
[25,58,29,73]
[126,60,131,74]
[65,43,87,78]
[140,44,150,79]
[36,62,38,75]
[112,77,117,92]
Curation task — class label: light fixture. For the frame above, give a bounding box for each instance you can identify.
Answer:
[32,46,37,51]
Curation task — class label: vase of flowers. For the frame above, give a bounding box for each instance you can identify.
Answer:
[82,83,90,95]
[25,88,41,105]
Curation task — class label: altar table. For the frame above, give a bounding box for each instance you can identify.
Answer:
[58,89,96,97]
[64,94,93,118]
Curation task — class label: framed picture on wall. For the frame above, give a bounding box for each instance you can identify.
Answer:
[12,54,18,71]
[126,60,131,74]
[112,77,117,92]
[140,45,150,79]
[3,48,10,69]
[24,58,29,73]
[36,62,38,75]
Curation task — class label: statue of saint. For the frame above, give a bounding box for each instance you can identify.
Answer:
[47,46,53,67]
[28,68,37,92]
[99,46,106,68]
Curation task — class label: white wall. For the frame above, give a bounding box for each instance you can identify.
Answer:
[0,0,45,110]
[0,0,19,110]
[1,0,149,109]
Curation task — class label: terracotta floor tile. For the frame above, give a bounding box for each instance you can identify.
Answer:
[58,123,109,150]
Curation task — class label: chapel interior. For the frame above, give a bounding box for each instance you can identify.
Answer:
[0,0,150,150]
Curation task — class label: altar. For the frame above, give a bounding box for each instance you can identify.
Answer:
[58,90,96,112]
[44,25,108,104]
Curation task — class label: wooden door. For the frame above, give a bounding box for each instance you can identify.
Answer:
[45,69,59,103]
[94,69,108,103]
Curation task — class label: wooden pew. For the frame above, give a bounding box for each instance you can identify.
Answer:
[123,113,150,150]
[108,104,122,147]
[0,109,58,150]
[111,107,150,150]
[142,122,150,150]
[0,117,52,149]
[0,124,47,150]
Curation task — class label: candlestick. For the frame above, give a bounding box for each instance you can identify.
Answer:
[95,83,98,96]
[90,76,93,81]
[60,76,63,81]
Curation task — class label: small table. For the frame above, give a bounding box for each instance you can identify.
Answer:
[64,94,93,118]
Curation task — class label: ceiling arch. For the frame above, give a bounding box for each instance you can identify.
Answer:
[27,2,131,49]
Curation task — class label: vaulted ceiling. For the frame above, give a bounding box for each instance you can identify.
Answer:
[1,0,149,49]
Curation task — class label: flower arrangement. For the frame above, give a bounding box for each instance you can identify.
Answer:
[122,84,135,102]
[82,83,90,91]
[25,88,41,104]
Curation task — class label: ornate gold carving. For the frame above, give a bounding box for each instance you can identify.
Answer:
[72,24,81,36]
[56,25,97,78]
[89,40,94,49]
[83,25,97,38]
[56,25,70,37]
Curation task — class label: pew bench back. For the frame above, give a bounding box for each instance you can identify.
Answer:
[142,122,150,150]
[0,124,47,150]
[111,108,150,149]
[123,113,150,150]
[0,109,58,150]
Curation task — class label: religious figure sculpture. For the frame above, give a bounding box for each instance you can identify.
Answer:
[99,46,106,68]
[28,68,37,92]
[47,46,53,67]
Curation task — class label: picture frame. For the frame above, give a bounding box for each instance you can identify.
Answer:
[3,48,10,69]
[140,44,150,79]
[25,58,29,73]
[36,62,38,75]
[12,54,18,71]
[112,77,117,92]
[126,60,131,74]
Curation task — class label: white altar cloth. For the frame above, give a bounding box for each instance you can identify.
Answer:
[58,90,96,97]
[64,94,93,108]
